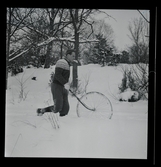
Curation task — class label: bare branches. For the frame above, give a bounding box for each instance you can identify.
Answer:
[69,9,77,30]
[9,42,35,62]
[137,10,150,23]
[119,64,148,99]
[14,70,34,101]
[128,17,149,64]
[9,8,35,37]
[8,36,99,62]
[37,36,98,46]
[83,19,94,39]
[9,47,31,62]
[97,9,117,22]
[7,8,99,63]
[25,25,50,39]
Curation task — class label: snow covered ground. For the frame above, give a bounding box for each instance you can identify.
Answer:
[5,64,148,158]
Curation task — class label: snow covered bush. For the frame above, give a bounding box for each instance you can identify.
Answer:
[118,88,139,102]
[119,64,148,101]
[15,71,30,102]
[119,70,137,93]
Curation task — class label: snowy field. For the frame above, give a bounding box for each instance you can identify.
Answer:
[5,64,148,158]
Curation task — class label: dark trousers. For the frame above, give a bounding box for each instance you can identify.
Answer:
[51,83,69,115]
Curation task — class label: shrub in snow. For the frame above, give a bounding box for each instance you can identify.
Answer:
[8,63,23,76]
[119,64,148,100]
[118,88,139,102]
[119,72,128,92]
[119,70,137,93]
[15,72,30,102]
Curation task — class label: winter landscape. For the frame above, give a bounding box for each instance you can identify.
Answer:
[5,64,148,158]
[6,9,149,158]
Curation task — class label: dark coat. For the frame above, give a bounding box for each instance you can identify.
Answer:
[53,58,71,86]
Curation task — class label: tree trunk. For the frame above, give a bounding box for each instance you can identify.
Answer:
[6,8,12,90]
[73,31,79,90]
[72,9,79,91]
[44,41,53,68]
[44,9,56,68]
[6,38,10,90]
[60,29,64,59]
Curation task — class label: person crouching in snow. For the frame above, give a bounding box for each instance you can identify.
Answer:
[51,49,75,116]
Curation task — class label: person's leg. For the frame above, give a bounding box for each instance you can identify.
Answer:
[59,88,70,116]
[37,105,55,116]
[51,83,64,113]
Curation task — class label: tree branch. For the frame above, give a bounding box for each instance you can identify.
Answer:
[10,8,34,37]
[82,19,94,38]
[137,10,150,23]
[37,36,99,47]
[77,9,84,30]
[69,9,77,30]
[9,47,31,62]
[97,9,117,22]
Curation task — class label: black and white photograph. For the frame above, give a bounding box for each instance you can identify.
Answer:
[5,8,155,159]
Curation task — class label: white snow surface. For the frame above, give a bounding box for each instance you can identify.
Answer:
[5,64,148,158]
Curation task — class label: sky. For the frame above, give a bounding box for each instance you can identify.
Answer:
[95,9,150,52]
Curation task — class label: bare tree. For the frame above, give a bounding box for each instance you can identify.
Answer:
[6,8,12,89]
[69,9,98,90]
[120,17,150,99]
[6,8,100,91]
[93,19,114,47]
[128,17,149,63]
[6,8,35,89]
[43,8,61,68]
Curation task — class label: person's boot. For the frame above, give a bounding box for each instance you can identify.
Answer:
[37,108,45,116]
